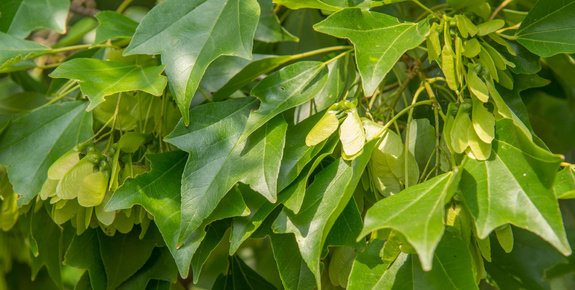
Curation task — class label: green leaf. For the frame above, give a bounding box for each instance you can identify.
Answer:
[0,101,92,206]
[314,8,429,95]
[106,151,192,276]
[274,0,342,11]
[30,206,63,288]
[240,61,328,141]
[211,55,292,101]
[347,239,389,290]
[0,32,48,70]
[476,19,504,36]
[93,11,138,45]
[98,230,157,290]
[460,119,571,256]
[212,256,277,290]
[255,0,298,43]
[376,230,478,289]
[485,228,568,290]
[0,92,47,115]
[407,118,436,174]
[123,0,260,125]
[270,233,316,290]
[359,172,459,271]
[555,166,575,199]
[117,247,178,290]
[65,228,107,290]
[280,111,335,191]
[165,98,287,245]
[49,59,167,110]
[516,0,575,57]
[325,197,365,250]
[190,219,231,283]
[340,109,365,158]
[305,111,339,147]
[0,0,70,38]
[272,140,376,285]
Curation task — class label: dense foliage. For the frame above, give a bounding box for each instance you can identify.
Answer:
[1,0,575,289]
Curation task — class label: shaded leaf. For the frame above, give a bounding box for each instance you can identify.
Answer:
[376,230,478,290]
[117,247,178,290]
[0,0,70,38]
[50,59,167,110]
[106,151,192,276]
[359,172,458,271]
[64,228,106,290]
[314,8,429,95]
[0,32,48,70]
[124,0,260,125]
[516,0,575,57]
[165,98,287,245]
[30,206,63,288]
[347,239,388,290]
[556,166,575,199]
[241,61,328,141]
[255,0,298,43]
[273,140,376,285]
[98,229,157,290]
[270,233,316,290]
[93,11,138,45]
[0,101,92,206]
[460,119,571,255]
[212,255,277,290]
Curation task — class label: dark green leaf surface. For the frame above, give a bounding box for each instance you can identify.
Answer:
[359,172,458,271]
[165,98,287,246]
[314,8,429,95]
[274,0,342,11]
[212,55,292,101]
[270,233,316,290]
[117,247,178,290]
[65,228,107,290]
[516,0,575,57]
[255,0,298,43]
[0,0,70,38]
[377,230,478,289]
[30,206,63,288]
[273,140,376,285]
[0,32,48,70]
[325,198,365,250]
[50,59,167,110]
[124,0,260,125]
[460,119,571,255]
[241,61,328,141]
[212,256,277,290]
[93,11,138,45]
[106,151,192,276]
[347,239,388,290]
[0,101,92,206]
[98,229,157,290]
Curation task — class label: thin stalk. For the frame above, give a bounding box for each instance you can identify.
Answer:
[412,0,434,15]
[403,85,426,188]
[289,46,352,61]
[198,87,213,102]
[490,0,514,21]
[323,49,353,66]
[379,99,434,138]
[42,44,118,55]
[116,0,134,14]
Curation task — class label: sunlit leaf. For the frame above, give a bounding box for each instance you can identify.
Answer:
[124,0,260,125]
[314,8,429,95]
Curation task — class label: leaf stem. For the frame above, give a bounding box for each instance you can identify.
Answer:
[198,87,213,102]
[289,46,353,61]
[490,0,514,21]
[323,49,353,66]
[42,44,118,55]
[116,0,134,14]
[380,99,434,137]
[412,0,434,15]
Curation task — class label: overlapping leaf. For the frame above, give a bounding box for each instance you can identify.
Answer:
[50,59,167,110]
[273,140,376,285]
[314,8,429,95]
[359,172,458,271]
[516,0,575,57]
[240,61,328,141]
[0,101,92,206]
[460,119,571,255]
[165,98,287,246]
[93,11,138,45]
[0,32,48,70]
[124,0,260,125]
[0,0,70,38]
